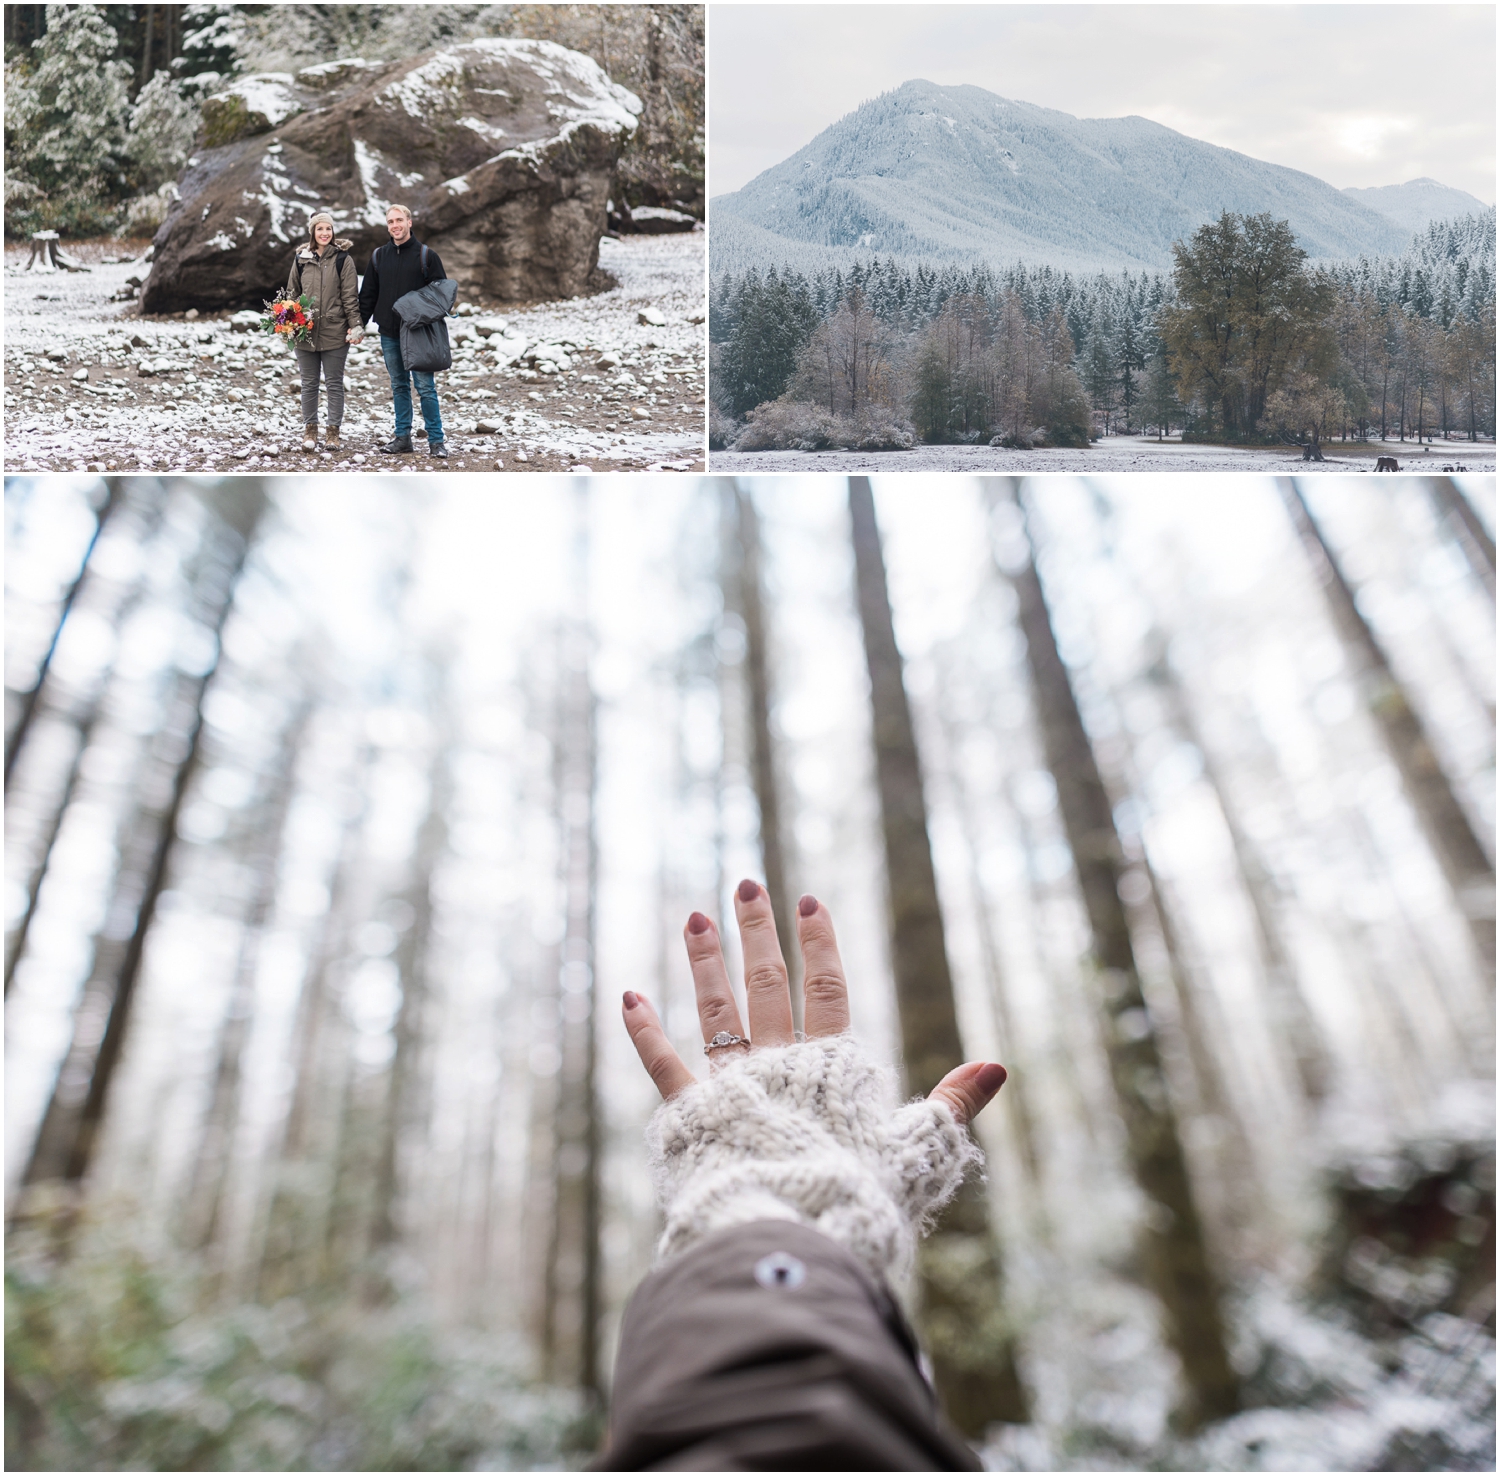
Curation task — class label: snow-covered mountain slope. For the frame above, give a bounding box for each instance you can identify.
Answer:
[711,80,1416,274]
[1342,177,1491,237]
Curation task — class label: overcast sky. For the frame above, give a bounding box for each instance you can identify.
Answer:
[709,5,1495,204]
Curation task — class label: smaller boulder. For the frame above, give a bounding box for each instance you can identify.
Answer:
[199,73,306,147]
[637,308,667,327]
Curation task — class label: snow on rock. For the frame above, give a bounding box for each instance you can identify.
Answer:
[142,38,642,315]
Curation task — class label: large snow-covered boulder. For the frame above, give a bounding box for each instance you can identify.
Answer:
[141,39,641,314]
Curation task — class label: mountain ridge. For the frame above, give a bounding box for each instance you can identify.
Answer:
[712,80,1419,275]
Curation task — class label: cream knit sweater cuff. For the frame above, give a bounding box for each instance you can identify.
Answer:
[645,1034,980,1280]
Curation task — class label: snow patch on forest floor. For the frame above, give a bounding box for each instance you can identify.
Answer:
[978,1266,1495,1471]
[711,435,1495,475]
[4,234,706,475]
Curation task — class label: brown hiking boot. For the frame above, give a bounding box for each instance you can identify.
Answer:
[301,426,318,452]
[325,425,340,449]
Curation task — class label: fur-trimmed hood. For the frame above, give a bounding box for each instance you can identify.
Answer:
[296,237,354,260]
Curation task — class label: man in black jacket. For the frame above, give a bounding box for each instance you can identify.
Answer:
[358,204,449,458]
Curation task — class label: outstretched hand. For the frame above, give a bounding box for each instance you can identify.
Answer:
[622,880,1006,1128]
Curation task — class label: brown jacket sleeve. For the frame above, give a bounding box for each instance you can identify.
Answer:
[337,254,360,334]
[592,1220,982,1472]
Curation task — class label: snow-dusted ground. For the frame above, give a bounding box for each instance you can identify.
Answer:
[712,435,1495,475]
[4,234,706,475]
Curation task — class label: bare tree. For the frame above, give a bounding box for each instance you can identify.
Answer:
[847,476,1029,1433]
[5,486,170,998]
[1143,645,1334,1106]
[185,696,313,1267]
[369,688,452,1294]
[1283,481,1494,980]
[1427,479,1495,599]
[723,482,801,1028]
[543,488,603,1398]
[18,485,267,1199]
[991,478,1240,1426]
[5,481,120,790]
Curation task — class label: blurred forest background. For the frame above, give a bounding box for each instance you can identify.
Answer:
[4,475,1494,1471]
[3,2,704,239]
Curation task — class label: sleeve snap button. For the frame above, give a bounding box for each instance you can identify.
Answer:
[754,1251,807,1289]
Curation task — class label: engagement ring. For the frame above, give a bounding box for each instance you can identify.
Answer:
[704,1031,750,1054]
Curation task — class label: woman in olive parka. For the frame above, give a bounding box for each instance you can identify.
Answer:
[285,211,362,452]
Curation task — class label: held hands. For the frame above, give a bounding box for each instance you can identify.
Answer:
[622,882,1008,1275]
[346,327,364,345]
[622,880,1006,1127]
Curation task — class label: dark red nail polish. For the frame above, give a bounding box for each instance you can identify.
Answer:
[623,991,640,1009]
[977,1063,1007,1093]
[737,878,760,903]
[798,893,819,917]
[687,911,711,935]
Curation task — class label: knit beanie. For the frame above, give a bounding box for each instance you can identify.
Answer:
[307,212,335,243]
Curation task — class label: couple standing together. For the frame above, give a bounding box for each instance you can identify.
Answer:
[289,203,449,458]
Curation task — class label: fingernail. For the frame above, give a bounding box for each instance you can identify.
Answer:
[687,911,711,935]
[798,893,819,917]
[977,1063,1007,1094]
[736,878,760,903]
[622,991,640,1009]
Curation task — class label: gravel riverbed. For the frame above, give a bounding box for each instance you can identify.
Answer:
[5,233,706,476]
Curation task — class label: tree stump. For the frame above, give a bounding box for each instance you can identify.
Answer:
[26,232,90,273]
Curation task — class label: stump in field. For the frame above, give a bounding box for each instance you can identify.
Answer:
[26,233,90,273]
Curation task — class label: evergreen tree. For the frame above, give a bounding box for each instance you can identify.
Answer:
[5,3,133,235]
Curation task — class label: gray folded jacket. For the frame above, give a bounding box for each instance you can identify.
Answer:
[392,278,457,373]
[591,1219,982,1471]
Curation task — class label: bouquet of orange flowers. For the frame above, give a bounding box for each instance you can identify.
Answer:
[260,293,316,347]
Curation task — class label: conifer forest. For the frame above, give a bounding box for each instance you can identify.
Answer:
[709,212,1497,455]
[4,474,1495,1471]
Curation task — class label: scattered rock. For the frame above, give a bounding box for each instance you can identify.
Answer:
[230,310,261,332]
[631,406,651,420]
[142,38,642,314]
[227,389,245,402]
[516,450,529,462]
[71,369,89,382]
[637,307,667,326]
[475,419,504,434]
[473,317,510,337]
[130,333,150,348]
[46,348,67,362]
[185,308,200,321]
[688,312,706,325]
[494,459,505,469]
[87,462,106,473]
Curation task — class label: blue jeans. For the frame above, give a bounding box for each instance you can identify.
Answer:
[380,333,443,444]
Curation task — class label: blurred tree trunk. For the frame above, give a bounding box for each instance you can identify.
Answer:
[544,489,603,1399]
[935,703,1042,1195]
[19,486,265,1198]
[1427,479,1495,598]
[993,478,1240,1426]
[186,696,313,1260]
[1143,647,1333,1105]
[5,481,120,790]
[847,476,1029,1434]
[368,698,451,1294]
[724,481,801,1028]
[1283,481,1494,980]
[258,743,375,1302]
[5,482,171,997]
